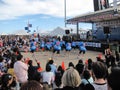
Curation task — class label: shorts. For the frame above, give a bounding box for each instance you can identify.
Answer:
[53,49,60,54]
[79,50,85,54]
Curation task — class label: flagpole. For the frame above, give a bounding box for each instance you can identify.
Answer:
[27,20,29,27]
[64,0,67,27]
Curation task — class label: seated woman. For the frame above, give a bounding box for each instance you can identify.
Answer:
[55,68,81,90]
[41,65,54,89]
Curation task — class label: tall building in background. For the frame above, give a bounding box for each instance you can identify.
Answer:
[93,0,109,11]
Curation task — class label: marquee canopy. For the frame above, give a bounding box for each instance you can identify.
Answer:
[67,6,120,24]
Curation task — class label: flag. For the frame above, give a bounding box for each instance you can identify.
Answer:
[28,24,32,27]
[25,27,28,30]
[27,30,31,33]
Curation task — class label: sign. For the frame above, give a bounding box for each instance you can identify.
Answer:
[85,42,101,48]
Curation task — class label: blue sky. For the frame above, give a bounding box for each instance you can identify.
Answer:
[0,0,112,34]
[0,14,65,34]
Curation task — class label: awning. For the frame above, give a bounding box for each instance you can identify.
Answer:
[67,6,120,24]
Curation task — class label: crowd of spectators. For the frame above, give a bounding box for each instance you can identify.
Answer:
[0,35,119,90]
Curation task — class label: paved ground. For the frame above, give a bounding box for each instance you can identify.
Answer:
[22,49,105,70]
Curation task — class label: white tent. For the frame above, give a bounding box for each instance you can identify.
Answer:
[0,32,8,35]
[13,30,30,35]
[49,27,65,36]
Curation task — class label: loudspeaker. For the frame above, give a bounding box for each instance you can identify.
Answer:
[65,30,70,34]
[103,27,110,34]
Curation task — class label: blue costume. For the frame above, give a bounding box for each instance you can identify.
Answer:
[60,41,65,50]
[53,41,61,54]
[65,42,72,51]
[30,40,36,53]
[79,42,86,54]
[40,41,45,48]
[71,41,76,49]
[45,42,52,50]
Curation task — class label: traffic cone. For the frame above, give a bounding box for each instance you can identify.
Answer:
[61,61,65,70]
[98,53,102,59]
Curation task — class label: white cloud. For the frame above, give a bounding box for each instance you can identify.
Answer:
[0,0,94,20]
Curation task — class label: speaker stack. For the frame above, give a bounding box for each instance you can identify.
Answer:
[65,30,70,34]
[103,27,110,34]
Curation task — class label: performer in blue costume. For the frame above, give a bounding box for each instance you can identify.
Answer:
[65,42,72,51]
[30,39,36,53]
[71,41,76,50]
[65,42,72,58]
[52,41,61,58]
[60,40,65,50]
[53,41,61,53]
[78,41,86,58]
[45,42,52,51]
[40,40,45,51]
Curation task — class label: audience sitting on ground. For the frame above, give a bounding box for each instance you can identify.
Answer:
[115,51,119,62]
[1,35,120,90]
[68,62,74,68]
[41,64,54,90]
[28,60,41,81]
[107,66,120,90]
[55,68,81,90]
[0,55,7,74]
[75,59,84,78]
[0,73,14,90]
[55,65,64,88]
[81,69,94,85]
[20,80,43,90]
[80,69,94,90]
[87,58,93,70]
[47,60,57,75]
[91,61,108,90]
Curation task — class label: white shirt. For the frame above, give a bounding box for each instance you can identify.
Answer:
[14,61,28,83]
[42,71,55,85]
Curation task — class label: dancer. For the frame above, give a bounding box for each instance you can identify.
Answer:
[51,41,61,59]
[77,41,86,59]
[71,41,76,52]
[30,39,36,53]
[45,42,52,51]
[40,40,45,52]
[65,42,72,59]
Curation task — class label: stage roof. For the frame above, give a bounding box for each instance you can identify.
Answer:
[67,6,120,24]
